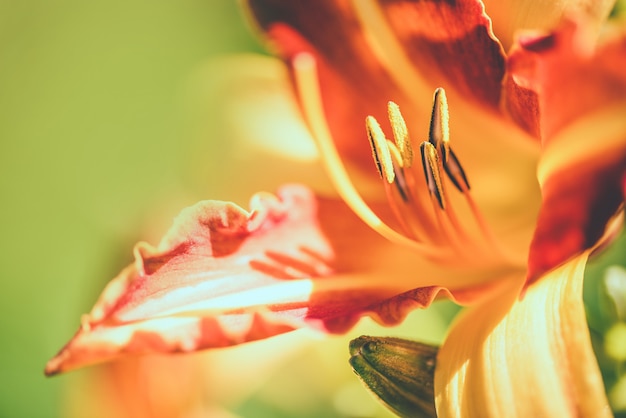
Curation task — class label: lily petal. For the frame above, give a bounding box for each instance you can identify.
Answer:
[46,184,334,375]
[507,18,626,142]
[482,0,615,50]
[47,184,503,375]
[245,2,543,270]
[367,0,506,106]
[506,18,626,284]
[435,251,611,417]
[244,0,507,168]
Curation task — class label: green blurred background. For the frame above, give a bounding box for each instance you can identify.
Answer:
[0,1,260,416]
[0,2,456,417]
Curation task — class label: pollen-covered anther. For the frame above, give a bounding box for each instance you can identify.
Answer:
[427,88,470,193]
[291,52,452,259]
[420,142,446,210]
[429,87,451,164]
[292,53,508,263]
[387,101,413,168]
[366,116,395,184]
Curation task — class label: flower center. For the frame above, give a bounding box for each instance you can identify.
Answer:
[292,53,509,266]
[366,89,506,261]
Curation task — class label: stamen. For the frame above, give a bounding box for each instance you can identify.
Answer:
[428,88,469,193]
[293,52,514,267]
[384,140,411,202]
[375,90,515,264]
[428,88,450,163]
[387,101,413,167]
[419,142,445,210]
[291,52,447,259]
[366,116,395,183]
[391,98,479,258]
[385,139,403,171]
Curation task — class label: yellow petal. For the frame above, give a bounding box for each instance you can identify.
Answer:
[435,250,611,417]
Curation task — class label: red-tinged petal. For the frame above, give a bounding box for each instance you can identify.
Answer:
[527,142,625,285]
[506,18,626,142]
[46,184,335,375]
[507,19,626,284]
[503,17,624,139]
[46,313,301,377]
[244,0,507,169]
[502,61,541,137]
[435,251,611,417]
[482,0,615,50]
[46,184,522,375]
[375,0,506,106]
[300,195,526,333]
[247,11,408,170]
[243,2,542,264]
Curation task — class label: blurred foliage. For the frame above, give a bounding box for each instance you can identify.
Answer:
[0,1,261,417]
[611,0,626,19]
[585,225,626,416]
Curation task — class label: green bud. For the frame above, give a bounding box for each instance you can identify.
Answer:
[349,336,438,418]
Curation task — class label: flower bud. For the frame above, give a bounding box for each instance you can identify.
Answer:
[349,336,438,418]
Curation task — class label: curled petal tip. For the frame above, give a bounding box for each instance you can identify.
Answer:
[44,361,61,377]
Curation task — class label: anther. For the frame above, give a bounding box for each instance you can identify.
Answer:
[366,116,395,183]
[387,101,413,167]
[428,88,450,163]
[386,139,403,169]
[427,88,470,193]
[355,84,509,264]
[291,52,448,259]
[420,142,445,210]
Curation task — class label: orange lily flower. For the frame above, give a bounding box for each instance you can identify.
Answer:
[47,0,626,416]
